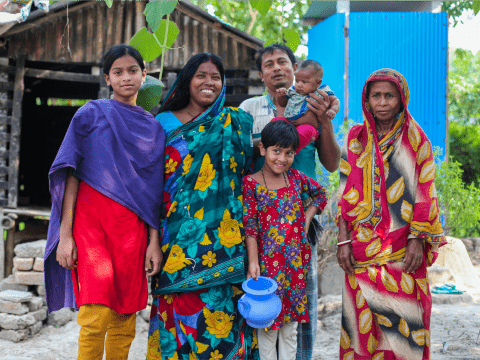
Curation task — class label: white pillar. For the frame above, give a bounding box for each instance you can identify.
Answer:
[337,0,350,14]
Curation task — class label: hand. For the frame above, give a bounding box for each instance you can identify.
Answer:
[326,109,337,119]
[56,235,77,269]
[145,242,163,277]
[276,88,287,96]
[306,90,331,125]
[336,242,355,276]
[403,238,424,274]
[247,261,260,281]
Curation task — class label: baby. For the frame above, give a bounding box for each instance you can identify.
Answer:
[276,60,341,153]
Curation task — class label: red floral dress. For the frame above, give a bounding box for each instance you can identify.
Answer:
[242,168,328,330]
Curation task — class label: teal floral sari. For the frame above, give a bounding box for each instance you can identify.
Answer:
[148,67,258,360]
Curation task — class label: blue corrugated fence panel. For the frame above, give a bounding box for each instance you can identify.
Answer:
[308,13,346,133]
[348,12,448,153]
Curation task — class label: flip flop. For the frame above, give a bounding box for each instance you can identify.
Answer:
[431,284,464,294]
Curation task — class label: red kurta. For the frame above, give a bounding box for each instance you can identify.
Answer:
[72,181,148,314]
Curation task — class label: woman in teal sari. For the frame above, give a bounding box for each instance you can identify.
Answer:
[147,53,257,360]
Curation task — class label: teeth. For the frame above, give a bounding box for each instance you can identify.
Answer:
[201,90,213,93]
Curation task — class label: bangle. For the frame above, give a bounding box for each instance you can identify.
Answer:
[337,240,352,247]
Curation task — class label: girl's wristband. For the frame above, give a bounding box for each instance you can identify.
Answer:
[337,240,352,247]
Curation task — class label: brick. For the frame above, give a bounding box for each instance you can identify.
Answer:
[47,307,73,327]
[27,297,43,312]
[30,308,47,322]
[0,313,36,330]
[0,290,33,303]
[14,240,47,259]
[41,296,46,306]
[36,285,45,296]
[432,293,473,305]
[0,329,29,342]
[29,321,43,336]
[0,299,29,315]
[0,275,28,292]
[33,257,44,272]
[12,257,34,271]
[14,271,44,286]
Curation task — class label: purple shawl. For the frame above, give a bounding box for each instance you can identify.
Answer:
[44,99,165,312]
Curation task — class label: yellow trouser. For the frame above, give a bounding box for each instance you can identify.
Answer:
[77,304,136,360]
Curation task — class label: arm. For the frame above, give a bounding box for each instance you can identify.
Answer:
[57,168,80,269]
[306,90,341,172]
[329,95,341,114]
[242,177,261,280]
[336,216,355,275]
[403,238,424,274]
[298,171,328,232]
[145,226,163,277]
[275,88,289,108]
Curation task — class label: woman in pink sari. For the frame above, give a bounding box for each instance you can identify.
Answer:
[336,69,446,360]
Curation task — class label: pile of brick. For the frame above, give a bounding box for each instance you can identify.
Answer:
[0,290,46,342]
[0,239,74,342]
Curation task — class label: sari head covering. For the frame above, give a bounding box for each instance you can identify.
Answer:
[338,68,445,267]
[151,53,254,294]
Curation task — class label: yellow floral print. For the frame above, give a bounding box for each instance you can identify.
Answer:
[167,201,177,218]
[203,308,234,339]
[194,154,216,191]
[230,157,237,173]
[163,245,192,273]
[182,154,193,175]
[147,330,162,359]
[202,251,217,267]
[165,158,178,174]
[218,209,243,248]
[209,350,223,360]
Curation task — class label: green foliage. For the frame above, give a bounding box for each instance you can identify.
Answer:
[449,122,480,185]
[442,1,480,26]
[448,48,480,125]
[104,0,113,8]
[137,75,165,112]
[190,0,312,50]
[144,0,178,32]
[434,147,480,237]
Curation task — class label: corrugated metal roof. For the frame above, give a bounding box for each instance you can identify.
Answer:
[348,12,448,152]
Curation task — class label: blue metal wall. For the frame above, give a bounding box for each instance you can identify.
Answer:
[308,13,346,133]
[308,12,448,153]
[349,12,448,152]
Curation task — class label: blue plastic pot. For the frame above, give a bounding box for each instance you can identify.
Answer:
[238,276,282,328]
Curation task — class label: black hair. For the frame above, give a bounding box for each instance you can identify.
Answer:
[159,53,225,113]
[298,59,323,78]
[261,120,300,151]
[103,44,145,75]
[255,43,296,72]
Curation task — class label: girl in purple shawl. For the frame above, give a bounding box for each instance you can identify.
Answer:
[44,45,165,359]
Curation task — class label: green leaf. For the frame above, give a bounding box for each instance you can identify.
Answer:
[129,27,162,62]
[263,38,277,48]
[144,0,178,32]
[136,75,164,112]
[250,0,272,16]
[473,0,480,15]
[154,19,180,48]
[282,28,301,53]
[104,0,113,8]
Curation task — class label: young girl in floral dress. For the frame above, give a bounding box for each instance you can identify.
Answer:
[242,119,328,360]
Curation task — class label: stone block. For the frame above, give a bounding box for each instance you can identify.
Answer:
[0,290,33,303]
[0,299,29,315]
[0,328,29,342]
[12,257,34,271]
[29,321,43,336]
[41,296,46,306]
[427,265,455,286]
[14,271,44,286]
[27,297,43,312]
[431,293,473,305]
[33,257,44,272]
[14,240,47,259]
[36,285,45,296]
[47,307,73,327]
[318,262,344,296]
[0,313,36,330]
[30,308,47,322]
[0,275,28,292]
